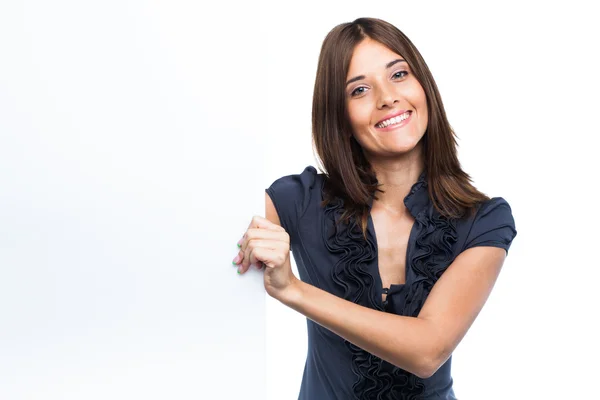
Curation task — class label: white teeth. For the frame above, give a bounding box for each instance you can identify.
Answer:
[376,112,410,128]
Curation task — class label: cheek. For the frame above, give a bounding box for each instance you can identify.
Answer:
[348,102,372,127]
[414,86,428,110]
[406,84,424,102]
[406,86,428,123]
[419,95,428,124]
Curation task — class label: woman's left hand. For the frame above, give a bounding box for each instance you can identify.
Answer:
[232,215,298,300]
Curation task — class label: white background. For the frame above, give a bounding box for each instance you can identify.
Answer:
[0,1,267,399]
[1,1,598,400]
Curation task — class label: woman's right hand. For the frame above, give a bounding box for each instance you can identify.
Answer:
[232,215,298,300]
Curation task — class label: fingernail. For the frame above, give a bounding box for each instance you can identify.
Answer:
[237,268,242,274]
[237,238,243,247]
[232,255,240,264]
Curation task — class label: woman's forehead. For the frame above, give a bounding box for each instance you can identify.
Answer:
[347,40,406,79]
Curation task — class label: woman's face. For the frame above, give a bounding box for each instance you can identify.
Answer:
[345,38,428,158]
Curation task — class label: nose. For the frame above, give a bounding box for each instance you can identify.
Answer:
[376,85,399,109]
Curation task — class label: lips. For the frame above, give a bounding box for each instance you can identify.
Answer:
[375,110,411,126]
[374,111,412,131]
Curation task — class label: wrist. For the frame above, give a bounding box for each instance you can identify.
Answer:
[275,276,304,306]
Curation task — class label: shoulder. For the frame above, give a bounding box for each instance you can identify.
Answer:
[472,197,516,231]
[266,165,321,196]
[265,166,323,234]
[461,197,517,255]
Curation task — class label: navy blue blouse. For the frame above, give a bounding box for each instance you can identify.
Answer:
[265,166,517,400]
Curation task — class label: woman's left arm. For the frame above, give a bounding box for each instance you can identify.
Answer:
[278,246,507,379]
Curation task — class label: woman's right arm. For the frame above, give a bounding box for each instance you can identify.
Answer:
[265,192,282,227]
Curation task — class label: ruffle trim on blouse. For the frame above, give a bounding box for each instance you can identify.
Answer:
[321,172,458,400]
[401,205,459,318]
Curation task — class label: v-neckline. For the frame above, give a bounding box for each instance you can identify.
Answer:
[367,211,417,310]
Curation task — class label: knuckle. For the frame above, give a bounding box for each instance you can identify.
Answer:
[281,231,290,243]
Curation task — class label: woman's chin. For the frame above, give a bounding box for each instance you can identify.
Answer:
[381,138,420,153]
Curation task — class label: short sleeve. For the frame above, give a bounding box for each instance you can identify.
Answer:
[265,166,319,236]
[462,197,517,255]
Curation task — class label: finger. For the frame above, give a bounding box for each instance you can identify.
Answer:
[238,216,286,255]
[247,215,285,232]
[232,249,243,266]
[244,239,290,267]
[236,216,288,273]
[248,247,279,269]
[241,228,287,250]
[238,250,252,274]
[239,228,288,260]
[247,240,288,270]
[242,238,276,270]
[246,228,287,241]
[245,239,279,270]
[241,237,288,273]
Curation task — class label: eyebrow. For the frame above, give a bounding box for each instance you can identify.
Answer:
[345,59,407,87]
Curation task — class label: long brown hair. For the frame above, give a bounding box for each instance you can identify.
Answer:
[311,17,489,237]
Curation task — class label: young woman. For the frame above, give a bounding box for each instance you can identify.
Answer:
[232,17,517,400]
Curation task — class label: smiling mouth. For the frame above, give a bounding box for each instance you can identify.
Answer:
[375,111,412,130]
